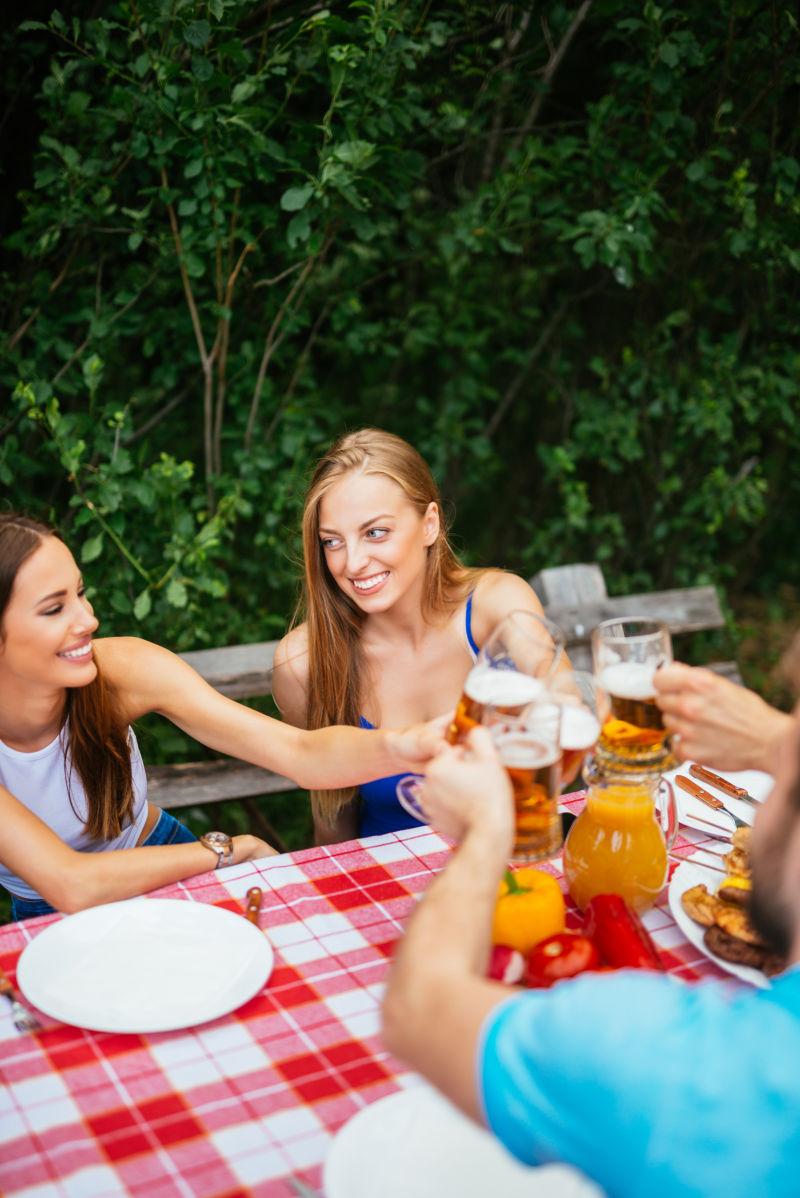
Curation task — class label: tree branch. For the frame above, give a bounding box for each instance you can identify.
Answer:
[504,0,594,164]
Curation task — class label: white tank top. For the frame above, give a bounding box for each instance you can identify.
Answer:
[0,724,148,901]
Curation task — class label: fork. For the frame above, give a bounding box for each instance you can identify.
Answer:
[0,963,42,1033]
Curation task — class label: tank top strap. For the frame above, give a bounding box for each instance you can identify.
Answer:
[464,592,480,661]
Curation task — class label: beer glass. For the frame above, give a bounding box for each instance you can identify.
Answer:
[483,698,562,863]
[591,618,674,775]
[547,669,607,789]
[447,610,565,745]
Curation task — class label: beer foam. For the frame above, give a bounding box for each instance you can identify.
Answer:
[560,705,601,750]
[600,661,657,701]
[493,731,557,770]
[464,667,545,706]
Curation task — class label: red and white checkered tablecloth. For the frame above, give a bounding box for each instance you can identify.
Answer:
[0,803,734,1198]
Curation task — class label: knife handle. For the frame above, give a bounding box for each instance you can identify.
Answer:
[245,887,262,924]
[689,764,748,800]
[675,775,725,810]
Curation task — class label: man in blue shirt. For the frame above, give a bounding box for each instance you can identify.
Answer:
[382,675,800,1197]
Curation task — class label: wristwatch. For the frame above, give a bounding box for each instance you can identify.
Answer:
[199,831,234,869]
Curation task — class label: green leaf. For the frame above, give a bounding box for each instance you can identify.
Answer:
[184,19,211,48]
[166,579,188,608]
[133,590,152,621]
[232,79,257,104]
[281,184,313,211]
[287,209,311,246]
[127,232,143,251]
[333,140,376,167]
[184,158,203,179]
[192,55,214,82]
[81,533,104,564]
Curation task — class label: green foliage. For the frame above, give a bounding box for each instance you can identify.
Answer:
[2,0,799,650]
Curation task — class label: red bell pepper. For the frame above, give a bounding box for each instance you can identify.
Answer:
[583,894,664,971]
[525,932,601,988]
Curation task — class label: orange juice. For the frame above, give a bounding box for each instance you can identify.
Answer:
[562,780,668,912]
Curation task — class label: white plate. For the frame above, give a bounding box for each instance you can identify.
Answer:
[668,859,767,989]
[17,898,274,1032]
[664,765,773,837]
[324,1083,604,1198]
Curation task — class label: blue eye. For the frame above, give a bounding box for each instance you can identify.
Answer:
[320,537,342,551]
[366,528,389,540]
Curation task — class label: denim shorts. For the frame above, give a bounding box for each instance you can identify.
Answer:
[7,808,196,922]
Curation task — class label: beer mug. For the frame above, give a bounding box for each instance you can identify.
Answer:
[447,610,565,745]
[591,617,674,775]
[483,698,562,863]
[546,669,607,789]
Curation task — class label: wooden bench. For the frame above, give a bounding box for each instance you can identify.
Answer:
[529,562,741,681]
[146,564,739,830]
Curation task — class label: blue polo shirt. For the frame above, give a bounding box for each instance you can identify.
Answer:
[479,966,800,1197]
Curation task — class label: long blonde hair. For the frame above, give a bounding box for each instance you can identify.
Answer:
[297,429,478,828]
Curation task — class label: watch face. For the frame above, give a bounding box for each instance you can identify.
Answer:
[204,832,232,849]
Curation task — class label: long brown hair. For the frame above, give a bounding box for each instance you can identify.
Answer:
[0,513,134,841]
[296,429,479,827]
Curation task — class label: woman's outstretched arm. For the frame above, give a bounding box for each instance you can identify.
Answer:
[0,785,274,914]
[97,638,445,790]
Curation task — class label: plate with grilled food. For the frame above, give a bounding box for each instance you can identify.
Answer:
[668,827,786,987]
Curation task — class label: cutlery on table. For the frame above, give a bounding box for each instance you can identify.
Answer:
[244,887,263,924]
[689,763,760,805]
[0,963,41,1034]
[680,811,736,842]
[669,852,727,874]
[675,775,749,830]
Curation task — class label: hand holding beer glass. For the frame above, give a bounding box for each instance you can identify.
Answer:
[397,609,565,837]
[592,618,675,775]
[447,610,565,745]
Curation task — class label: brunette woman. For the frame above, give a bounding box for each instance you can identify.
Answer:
[0,514,441,920]
[273,428,558,843]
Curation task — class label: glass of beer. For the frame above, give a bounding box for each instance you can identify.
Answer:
[591,618,674,775]
[483,698,562,862]
[547,669,606,789]
[448,610,565,745]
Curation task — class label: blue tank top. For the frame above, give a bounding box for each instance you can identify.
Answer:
[357,595,480,837]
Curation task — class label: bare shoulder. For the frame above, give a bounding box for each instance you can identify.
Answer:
[470,570,545,643]
[272,624,310,726]
[94,636,194,720]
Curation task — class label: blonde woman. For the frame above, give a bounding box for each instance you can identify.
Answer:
[0,513,441,920]
[273,429,557,843]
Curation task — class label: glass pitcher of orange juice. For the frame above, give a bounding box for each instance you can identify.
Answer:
[562,773,677,912]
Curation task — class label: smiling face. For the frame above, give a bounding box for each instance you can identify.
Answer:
[317,470,440,614]
[0,535,99,692]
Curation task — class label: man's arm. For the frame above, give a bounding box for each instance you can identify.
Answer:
[654,663,792,772]
[382,730,514,1121]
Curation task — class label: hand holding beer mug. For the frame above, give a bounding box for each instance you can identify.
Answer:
[547,669,607,788]
[447,610,565,745]
[483,698,562,863]
[592,618,675,775]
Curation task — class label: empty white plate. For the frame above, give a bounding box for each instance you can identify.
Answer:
[324,1083,604,1198]
[17,898,274,1033]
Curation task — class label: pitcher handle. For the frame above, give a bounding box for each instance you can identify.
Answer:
[657,777,678,850]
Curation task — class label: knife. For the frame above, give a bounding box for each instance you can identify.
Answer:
[675,775,748,829]
[689,763,758,804]
[244,887,263,924]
